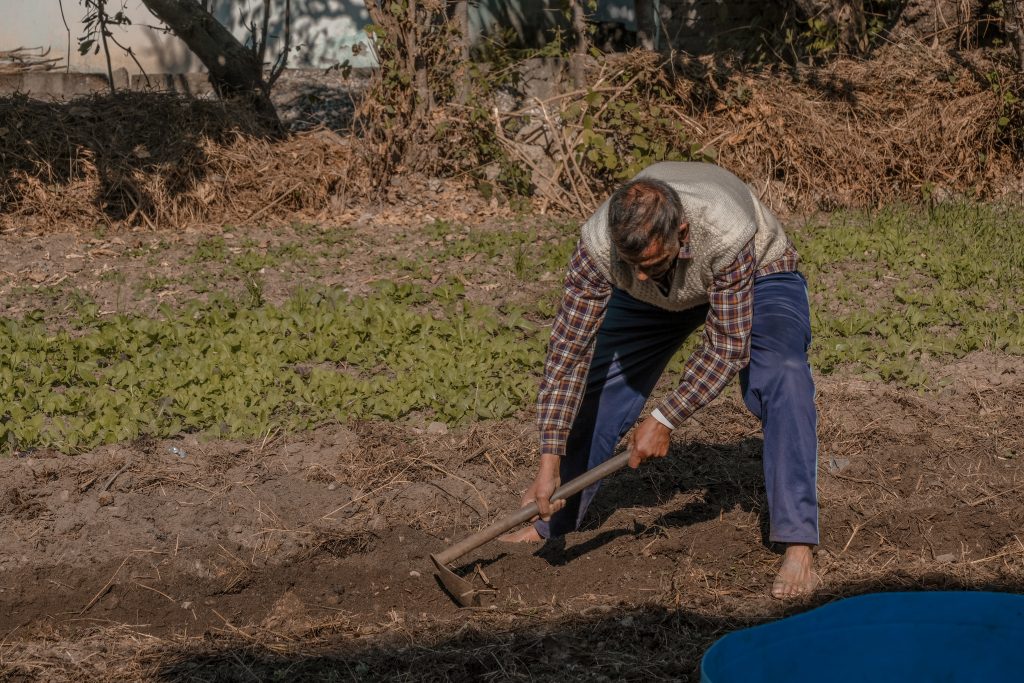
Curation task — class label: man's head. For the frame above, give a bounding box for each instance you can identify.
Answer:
[607,179,687,281]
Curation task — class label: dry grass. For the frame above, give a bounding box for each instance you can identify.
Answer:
[0,92,365,232]
[2,46,1021,234]
[703,43,1023,211]
[486,45,1022,215]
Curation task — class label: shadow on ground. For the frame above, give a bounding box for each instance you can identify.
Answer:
[152,574,1024,682]
[533,436,773,567]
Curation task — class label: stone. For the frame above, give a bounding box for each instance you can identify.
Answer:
[829,456,851,474]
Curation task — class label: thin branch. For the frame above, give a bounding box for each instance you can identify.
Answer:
[258,0,271,67]
[107,33,151,88]
[266,0,291,89]
[58,0,71,73]
[98,0,116,93]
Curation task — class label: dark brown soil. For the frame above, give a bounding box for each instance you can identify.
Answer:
[1,355,1022,681]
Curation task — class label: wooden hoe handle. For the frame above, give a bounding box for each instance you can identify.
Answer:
[433,449,632,565]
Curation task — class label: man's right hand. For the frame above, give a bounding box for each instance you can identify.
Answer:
[522,453,564,522]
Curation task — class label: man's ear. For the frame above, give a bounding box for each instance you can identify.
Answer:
[678,221,689,238]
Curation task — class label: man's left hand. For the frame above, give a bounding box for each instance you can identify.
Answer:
[628,416,672,468]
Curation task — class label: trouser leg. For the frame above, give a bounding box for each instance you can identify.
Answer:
[536,289,706,538]
[739,272,819,545]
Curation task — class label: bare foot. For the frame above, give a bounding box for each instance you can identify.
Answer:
[771,544,820,599]
[498,525,543,543]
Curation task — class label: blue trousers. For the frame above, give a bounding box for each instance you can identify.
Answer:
[535,271,819,545]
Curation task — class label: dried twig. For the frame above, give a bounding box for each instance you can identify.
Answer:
[80,555,132,614]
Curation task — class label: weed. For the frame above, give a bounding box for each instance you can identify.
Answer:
[190,237,228,263]
[796,202,1024,385]
[2,203,1018,452]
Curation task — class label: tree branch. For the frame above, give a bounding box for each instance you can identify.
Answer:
[267,0,291,89]
[258,0,271,68]
[98,0,116,92]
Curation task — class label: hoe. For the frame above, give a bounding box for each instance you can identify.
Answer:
[431,449,632,607]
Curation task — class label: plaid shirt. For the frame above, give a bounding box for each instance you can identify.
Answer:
[537,236,800,457]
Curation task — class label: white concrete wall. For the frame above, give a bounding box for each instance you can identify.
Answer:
[3,1,642,78]
[1,0,374,75]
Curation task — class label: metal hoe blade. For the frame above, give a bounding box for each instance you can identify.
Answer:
[430,554,494,608]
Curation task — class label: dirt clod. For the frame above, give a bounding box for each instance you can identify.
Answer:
[426,422,449,435]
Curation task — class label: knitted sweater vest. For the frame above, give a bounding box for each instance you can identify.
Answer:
[580,162,789,312]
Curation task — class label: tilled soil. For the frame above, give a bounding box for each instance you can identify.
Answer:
[2,355,1022,681]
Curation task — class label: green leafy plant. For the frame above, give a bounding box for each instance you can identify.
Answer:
[3,204,1019,454]
[539,55,717,208]
[0,281,546,454]
[795,202,1024,385]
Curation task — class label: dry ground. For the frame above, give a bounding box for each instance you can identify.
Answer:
[1,210,1022,682]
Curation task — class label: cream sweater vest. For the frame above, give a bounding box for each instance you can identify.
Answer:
[580,162,789,311]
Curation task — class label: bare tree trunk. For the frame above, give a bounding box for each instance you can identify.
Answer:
[454,0,469,61]
[410,0,431,118]
[635,0,657,50]
[452,0,470,103]
[140,0,282,129]
[1005,0,1024,71]
[569,0,588,86]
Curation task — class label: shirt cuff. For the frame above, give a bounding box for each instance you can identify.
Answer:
[655,395,692,430]
[539,428,569,458]
[651,408,676,431]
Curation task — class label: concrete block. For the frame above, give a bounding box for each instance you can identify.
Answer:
[0,74,23,96]
[21,72,66,98]
[6,72,109,100]
[131,72,212,96]
[111,67,129,90]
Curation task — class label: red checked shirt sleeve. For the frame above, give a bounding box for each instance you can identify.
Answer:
[537,241,612,458]
[656,239,756,427]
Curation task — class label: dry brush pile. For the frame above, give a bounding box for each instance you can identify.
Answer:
[0,92,365,232]
[704,44,1024,210]
[0,43,1021,232]
[449,44,1023,214]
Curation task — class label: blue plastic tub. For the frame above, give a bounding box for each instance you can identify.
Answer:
[701,591,1024,683]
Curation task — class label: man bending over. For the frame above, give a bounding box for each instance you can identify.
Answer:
[501,162,820,599]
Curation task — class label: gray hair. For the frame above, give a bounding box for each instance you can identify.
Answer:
[607,179,684,261]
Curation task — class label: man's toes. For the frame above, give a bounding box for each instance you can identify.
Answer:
[771,572,820,599]
[772,582,797,599]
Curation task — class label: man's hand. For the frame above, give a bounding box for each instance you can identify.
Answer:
[628,416,672,468]
[522,453,564,522]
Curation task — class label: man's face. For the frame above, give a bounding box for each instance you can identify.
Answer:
[628,222,688,282]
